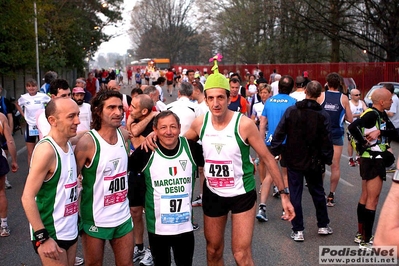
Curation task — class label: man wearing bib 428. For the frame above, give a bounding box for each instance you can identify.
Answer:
[184,54,295,266]
[74,90,133,266]
[130,111,204,265]
[22,98,80,266]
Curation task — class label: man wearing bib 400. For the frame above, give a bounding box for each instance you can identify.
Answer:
[74,90,133,266]
[21,98,80,266]
[130,110,204,266]
[185,55,295,266]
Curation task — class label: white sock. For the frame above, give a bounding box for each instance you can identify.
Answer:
[1,218,8,227]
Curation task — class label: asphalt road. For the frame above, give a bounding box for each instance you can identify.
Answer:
[1,84,397,266]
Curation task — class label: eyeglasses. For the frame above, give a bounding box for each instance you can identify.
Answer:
[353,94,361,96]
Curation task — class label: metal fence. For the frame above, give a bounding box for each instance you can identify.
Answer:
[175,62,399,95]
[0,68,78,99]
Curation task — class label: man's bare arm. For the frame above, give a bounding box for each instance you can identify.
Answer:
[374,182,399,250]
[259,116,268,140]
[130,112,158,137]
[21,142,54,231]
[1,114,17,171]
[342,95,353,123]
[74,133,95,174]
[6,113,13,134]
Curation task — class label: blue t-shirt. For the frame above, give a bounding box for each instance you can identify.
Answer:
[321,90,345,140]
[262,94,296,146]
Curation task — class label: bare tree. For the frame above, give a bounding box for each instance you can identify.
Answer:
[129,0,211,64]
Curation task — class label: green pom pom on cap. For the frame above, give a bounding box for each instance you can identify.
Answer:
[204,53,230,91]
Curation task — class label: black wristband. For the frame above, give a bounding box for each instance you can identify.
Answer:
[279,187,290,195]
[34,228,50,244]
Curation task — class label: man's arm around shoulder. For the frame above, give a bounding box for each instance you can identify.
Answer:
[74,132,95,173]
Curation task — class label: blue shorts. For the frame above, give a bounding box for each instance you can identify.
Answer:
[332,136,344,146]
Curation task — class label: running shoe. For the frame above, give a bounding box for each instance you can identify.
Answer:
[356,157,361,165]
[318,225,333,235]
[386,165,396,173]
[354,232,362,244]
[255,208,268,222]
[74,257,84,266]
[192,195,202,207]
[139,248,153,266]
[369,235,374,244]
[290,231,304,242]
[5,178,11,189]
[192,223,199,231]
[254,158,260,165]
[348,158,356,167]
[133,246,146,262]
[326,192,335,207]
[0,226,10,237]
[359,241,373,251]
[272,186,280,198]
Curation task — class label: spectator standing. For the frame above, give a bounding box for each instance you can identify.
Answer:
[271,74,282,96]
[0,112,18,237]
[347,89,367,167]
[228,78,247,114]
[182,56,295,265]
[348,88,397,249]
[257,76,296,222]
[269,69,278,84]
[130,111,204,266]
[16,79,51,165]
[86,72,99,97]
[74,90,133,266]
[75,78,92,104]
[289,76,307,102]
[256,72,267,85]
[127,67,133,85]
[165,68,174,96]
[0,84,14,189]
[39,71,57,94]
[135,68,142,88]
[166,82,201,135]
[21,98,79,264]
[127,94,156,265]
[318,72,353,207]
[271,81,334,241]
[71,87,92,132]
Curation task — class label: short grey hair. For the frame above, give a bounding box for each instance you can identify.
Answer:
[143,85,157,96]
[179,82,193,97]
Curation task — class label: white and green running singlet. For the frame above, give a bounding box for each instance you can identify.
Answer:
[199,112,255,197]
[31,137,78,241]
[143,137,197,235]
[80,129,130,227]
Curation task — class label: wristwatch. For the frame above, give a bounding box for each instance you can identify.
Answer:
[279,187,290,195]
[393,170,399,183]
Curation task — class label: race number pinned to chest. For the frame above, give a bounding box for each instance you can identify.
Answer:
[205,159,235,188]
[160,193,190,224]
[103,171,128,206]
[64,181,78,216]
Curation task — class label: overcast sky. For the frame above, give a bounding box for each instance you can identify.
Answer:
[94,0,135,58]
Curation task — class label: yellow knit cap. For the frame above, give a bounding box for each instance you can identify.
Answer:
[204,54,230,91]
